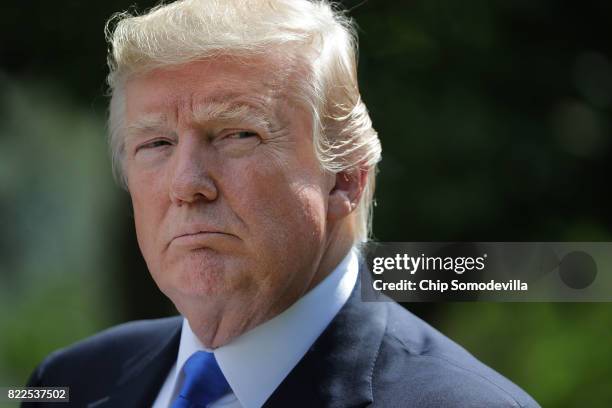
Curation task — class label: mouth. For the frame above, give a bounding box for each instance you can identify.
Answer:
[170,231,234,248]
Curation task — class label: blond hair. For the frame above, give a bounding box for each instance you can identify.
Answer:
[106,0,381,242]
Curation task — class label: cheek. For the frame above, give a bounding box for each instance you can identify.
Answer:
[232,152,328,232]
[292,184,328,236]
[239,175,328,246]
[129,177,168,261]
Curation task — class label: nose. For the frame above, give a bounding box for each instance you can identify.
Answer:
[169,137,218,205]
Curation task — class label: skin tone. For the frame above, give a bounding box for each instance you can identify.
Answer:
[123,56,366,348]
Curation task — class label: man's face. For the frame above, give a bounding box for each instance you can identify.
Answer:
[123,58,344,346]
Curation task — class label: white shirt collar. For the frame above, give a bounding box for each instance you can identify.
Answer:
[175,248,359,408]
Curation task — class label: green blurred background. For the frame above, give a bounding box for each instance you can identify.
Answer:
[1,1,611,406]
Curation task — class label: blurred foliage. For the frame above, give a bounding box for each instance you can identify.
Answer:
[1,0,612,407]
[0,79,119,387]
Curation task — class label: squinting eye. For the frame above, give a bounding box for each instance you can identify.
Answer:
[142,140,172,149]
[228,131,258,139]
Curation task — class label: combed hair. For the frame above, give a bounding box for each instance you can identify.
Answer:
[105,0,381,243]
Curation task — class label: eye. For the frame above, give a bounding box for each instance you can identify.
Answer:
[138,139,172,150]
[213,129,261,154]
[227,131,259,140]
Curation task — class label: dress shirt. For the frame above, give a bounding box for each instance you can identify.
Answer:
[152,248,359,408]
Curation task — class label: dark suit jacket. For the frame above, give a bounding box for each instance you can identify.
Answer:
[25,276,540,407]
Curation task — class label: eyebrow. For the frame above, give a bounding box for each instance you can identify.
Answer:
[125,114,173,139]
[192,101,274,132]
[126,101,276,139]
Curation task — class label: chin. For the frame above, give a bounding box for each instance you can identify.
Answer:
[155,254,231,297]
[181,265,230,295]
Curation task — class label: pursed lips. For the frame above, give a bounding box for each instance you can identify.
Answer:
[169,227,234,248]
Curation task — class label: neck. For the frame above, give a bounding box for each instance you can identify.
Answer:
[185,226,355,349]
[306,224,354,293]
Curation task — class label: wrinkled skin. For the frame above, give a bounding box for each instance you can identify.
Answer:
[123,57,363,347]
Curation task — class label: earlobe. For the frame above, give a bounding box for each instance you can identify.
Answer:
[327,168,367,221]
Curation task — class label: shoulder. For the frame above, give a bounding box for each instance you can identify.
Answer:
[27,316,182,387]
[372,302,540,408]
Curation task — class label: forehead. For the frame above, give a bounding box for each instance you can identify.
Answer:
[124,57,294,122]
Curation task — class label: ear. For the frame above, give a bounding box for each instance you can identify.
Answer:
[327,167,368,222]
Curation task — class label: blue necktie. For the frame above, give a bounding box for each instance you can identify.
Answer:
[171,351,231,408]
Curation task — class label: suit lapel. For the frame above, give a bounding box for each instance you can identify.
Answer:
[87,318,182,408]
[264,268,388,408]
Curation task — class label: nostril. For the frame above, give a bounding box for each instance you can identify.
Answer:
[170,172,218,204]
